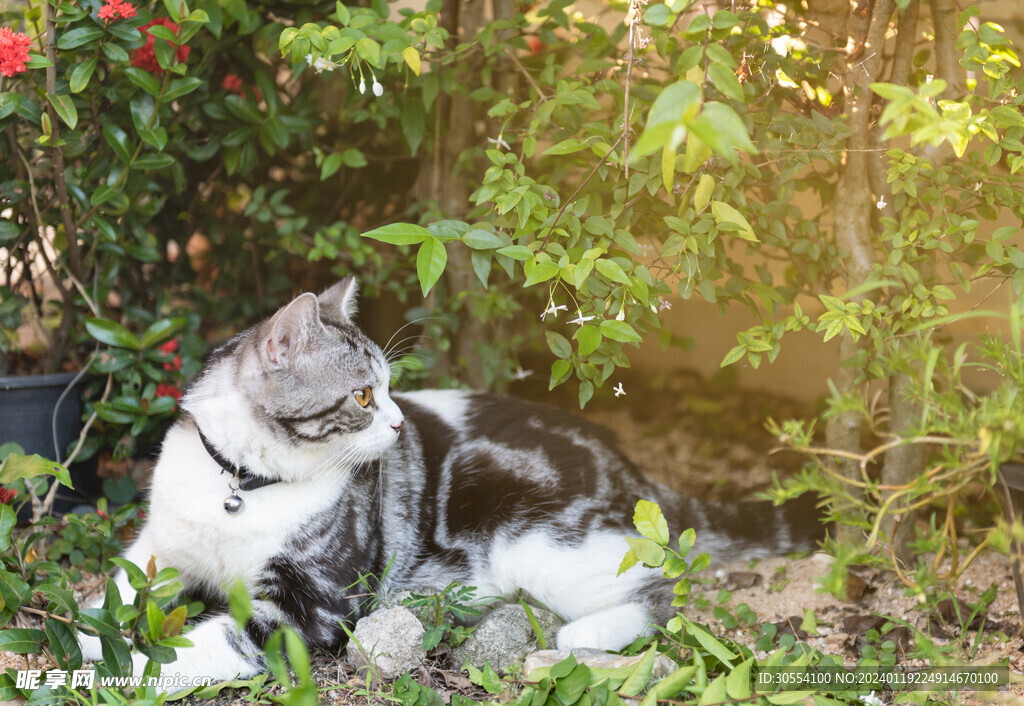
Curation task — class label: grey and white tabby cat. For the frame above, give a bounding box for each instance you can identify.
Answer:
[80,277,819,682]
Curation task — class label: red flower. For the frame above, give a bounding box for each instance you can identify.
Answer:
[98,0,136,23]
[163,355,182,372]
[0,27,32,78]
[155,382,183,408]
[131,18,190,74]
[158,338,179,353]
[0,487,17,504]
[222,73,243,94]
[221,73,262,101]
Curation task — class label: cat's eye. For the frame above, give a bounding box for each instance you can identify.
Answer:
[353,387,373,408]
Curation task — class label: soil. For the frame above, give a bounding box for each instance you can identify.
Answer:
[3,367,1023,703]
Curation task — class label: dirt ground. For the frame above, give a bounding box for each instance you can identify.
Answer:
[3,367,1023,703]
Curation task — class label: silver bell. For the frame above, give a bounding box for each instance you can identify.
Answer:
[224,494,243,514]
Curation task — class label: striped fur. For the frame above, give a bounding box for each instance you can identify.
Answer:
[80,278,820,684]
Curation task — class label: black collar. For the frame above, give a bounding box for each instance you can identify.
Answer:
[198,431,282,492]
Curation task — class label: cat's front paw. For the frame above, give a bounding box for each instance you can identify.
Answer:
[556,603,652,652]
[79,631,104,662]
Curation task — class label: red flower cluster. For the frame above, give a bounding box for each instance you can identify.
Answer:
[0,27,32,78]
[159,338,182,371]
[131,18,190,74]
[221,73,262,101]
[156,382,183,407]
[97,0,137,23]
[0,487,17,505]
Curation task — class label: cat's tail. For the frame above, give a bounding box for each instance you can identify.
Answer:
[670,493,826,561]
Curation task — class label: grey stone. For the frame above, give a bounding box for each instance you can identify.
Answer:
[346,606,426,681]
[524,649,677,679]
[452,604,564,674]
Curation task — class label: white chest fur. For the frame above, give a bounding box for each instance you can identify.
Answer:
[144,423,351,594]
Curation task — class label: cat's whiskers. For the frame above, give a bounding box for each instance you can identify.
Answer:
[381,316,443,359]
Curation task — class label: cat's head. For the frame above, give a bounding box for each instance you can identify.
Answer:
[185,277,405,474]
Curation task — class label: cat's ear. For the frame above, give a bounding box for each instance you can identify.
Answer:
[318,276,358,324]
[264,293,320,368]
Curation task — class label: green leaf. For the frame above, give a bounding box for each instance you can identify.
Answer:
[0,628,46,654]
[497,245,533,261]
[620,645,657,696]
[57,27,103,49]
[355,37,382,67]
[86,318,141,350]
[694,173,714,211]
[0,505,14,554]
[543,138,590,156]
[576,325,602,357]
[403,46,421,76]
[69,58,97,94]
[652,665,697,699]
[363,222,431,246]
[463,229,507,249]
[625,536,665,567]
[134,154,176,170]
[708,63,744,103]
[545,331,572,359]
[678,528,696,556]
[617,548,639,576]
[599,320,643,343]
[549,359,572,389]
[416,238,448,296]
[320,152,343,181]
[595,259,631,285]
[103,125,133,163]
[633,499,669,545]
[124,67,162,97]
[711,200,758,241]
[554,663,591,704]
[223,94,263,123]
[47,94,78,130]
[163,76,204,102]
[0,454,73,488]
[524,259,560,287]
[0,92,21,121]
[45,618,82,669]
[725,657,752,699]
[685,617,738,666]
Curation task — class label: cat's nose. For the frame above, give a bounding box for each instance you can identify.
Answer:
[391,420,404,433]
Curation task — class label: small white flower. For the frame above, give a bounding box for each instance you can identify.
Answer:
[860,692,884,706]
[613,382,626,397]
[372,77,383,97]
[512,366,533,381]
[306,54,334,72]
[540,302,568,321]
[876,196,887,209]
[568,313,595,326]
[358,78,366,94]
[487,135,511,150]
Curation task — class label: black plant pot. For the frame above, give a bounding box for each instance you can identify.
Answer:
[0,371,98,513]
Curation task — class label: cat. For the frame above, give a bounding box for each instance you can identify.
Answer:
[79,277,820,683]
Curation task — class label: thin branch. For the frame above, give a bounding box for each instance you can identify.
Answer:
[539,134,624,252]
[503,46,548,101]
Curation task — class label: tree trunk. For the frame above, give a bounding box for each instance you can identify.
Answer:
[825,0,893,543]
[878,0,967,560]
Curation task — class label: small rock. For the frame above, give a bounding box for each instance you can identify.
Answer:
[524,648,676,680]
[844,570,869,602]
[825,632,850,649]
[346,606,426,681]
[725,572,763,590]
[451,604,562,674]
